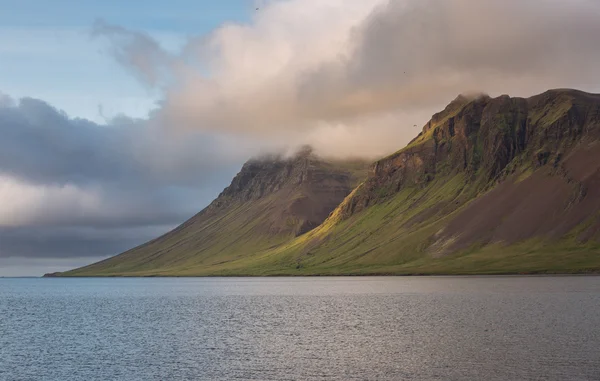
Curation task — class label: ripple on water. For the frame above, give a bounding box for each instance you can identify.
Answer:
[1,276,599,381]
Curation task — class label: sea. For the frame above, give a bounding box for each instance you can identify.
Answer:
[1,276,599,380]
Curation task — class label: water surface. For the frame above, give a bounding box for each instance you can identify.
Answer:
[1,276,599,380]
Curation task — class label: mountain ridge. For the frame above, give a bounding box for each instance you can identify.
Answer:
[52,88,600,276]
[56,147,369,276]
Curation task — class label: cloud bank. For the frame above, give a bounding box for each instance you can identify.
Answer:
[0,95,247,268]
[96,0,600,157]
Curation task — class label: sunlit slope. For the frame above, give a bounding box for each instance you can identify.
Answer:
[57,89,600,276]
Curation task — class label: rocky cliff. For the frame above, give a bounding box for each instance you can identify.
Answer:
[343,89,600,217]
[201,146,362,236]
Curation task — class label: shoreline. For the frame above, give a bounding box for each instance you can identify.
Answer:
[41,271,600,278]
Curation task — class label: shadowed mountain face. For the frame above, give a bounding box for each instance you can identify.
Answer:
[58,89,600,276]
[60,147,369,276]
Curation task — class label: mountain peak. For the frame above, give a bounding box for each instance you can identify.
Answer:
[218,147,325,205]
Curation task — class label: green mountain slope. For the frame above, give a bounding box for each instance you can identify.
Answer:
[55,89,600,276]
[57,147,368,276]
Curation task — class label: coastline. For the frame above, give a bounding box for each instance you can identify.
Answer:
[43,270,600,278]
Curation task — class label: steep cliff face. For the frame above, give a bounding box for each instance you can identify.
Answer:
[343,90,600,219]
[216,147,322,204]
[298,89,600,273]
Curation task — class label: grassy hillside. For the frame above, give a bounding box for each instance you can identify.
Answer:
[55,89,600,276]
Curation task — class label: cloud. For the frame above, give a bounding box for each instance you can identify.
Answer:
[0,224,175,276]
[0,257,111,277]
[0,95,250,188]
[0,225,173,259]
[0,92,14,108]
[0,175,215,228]
[303,0,600,115]
[92,20,177,89]
[0,94,254,265]
[93,0,600,158]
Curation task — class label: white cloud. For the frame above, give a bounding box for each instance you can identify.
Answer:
[0,176,101,227]
[159,0,385,134]
[0,173,230,229]
[96,0,600,158]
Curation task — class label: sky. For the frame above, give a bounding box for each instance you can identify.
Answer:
[1,0,600,276]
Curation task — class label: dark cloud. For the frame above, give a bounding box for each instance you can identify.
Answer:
[0,96,241,188]
[0,225,171,259]
[0,257,110,277]
[0,92,14,108]
[0,93,249,265]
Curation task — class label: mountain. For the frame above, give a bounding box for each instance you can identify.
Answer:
[56,89,600,276]
[59,146,369,276]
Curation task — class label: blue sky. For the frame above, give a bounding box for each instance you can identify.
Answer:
[0,0,253,122]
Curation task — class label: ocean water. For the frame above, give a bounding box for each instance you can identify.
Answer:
[1,276,599,381]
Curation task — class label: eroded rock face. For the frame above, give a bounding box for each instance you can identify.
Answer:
[342,89,600,219]
[210,146,357,212]
[219,148,316,200]
[179,146,368,239]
